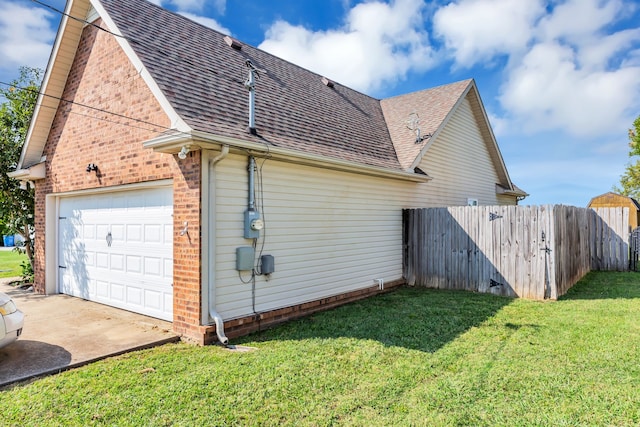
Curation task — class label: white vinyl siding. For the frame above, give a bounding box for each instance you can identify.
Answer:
[213,154,417,319]
[210,98,516,320]
[416,97,515,206]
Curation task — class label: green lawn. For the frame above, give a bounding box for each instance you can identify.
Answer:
[0,248,28,279]
[3,271,640,426]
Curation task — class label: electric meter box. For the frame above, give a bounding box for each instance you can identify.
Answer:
[244,209,262,239]
[236,246,255,271]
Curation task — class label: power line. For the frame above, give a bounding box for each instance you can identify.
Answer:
[29,0,245,89]
[34,101,170,135]
[31,0,126,40]
[11,2,272,152]
[0,80,184,136]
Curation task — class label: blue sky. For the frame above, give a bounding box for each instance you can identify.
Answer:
[1,0,639,206]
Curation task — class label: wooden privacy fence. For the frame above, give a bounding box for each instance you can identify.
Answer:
[403,205,628,300]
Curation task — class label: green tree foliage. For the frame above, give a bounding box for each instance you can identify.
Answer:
[0,66,42,269]
[614,115,640,199]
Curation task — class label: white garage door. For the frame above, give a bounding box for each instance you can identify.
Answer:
[58,186,173,321]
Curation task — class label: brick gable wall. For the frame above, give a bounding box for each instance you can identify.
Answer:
[34,20,204,341]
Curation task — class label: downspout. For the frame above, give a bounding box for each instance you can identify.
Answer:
[208,145,230,345]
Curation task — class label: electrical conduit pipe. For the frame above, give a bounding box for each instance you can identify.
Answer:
[208,145,230,345]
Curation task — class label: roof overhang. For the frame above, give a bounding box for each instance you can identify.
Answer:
[411,80,525,197]
[144,131,432,183]
[496,183,528,198]
[17,0,191,171]
[8,162,46,181]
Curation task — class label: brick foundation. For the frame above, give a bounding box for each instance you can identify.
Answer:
[196,279,405,345]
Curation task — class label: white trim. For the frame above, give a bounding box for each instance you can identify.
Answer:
[52,179,172,197]
[44,195,58,294]
[45,180,173,295]
[90,0,191,133]
[144,132,432,183]
[8,162,46,181]
[85,5,99,24]
[410,82,473,171]
[18,0,91,169]
[201,150,211,325]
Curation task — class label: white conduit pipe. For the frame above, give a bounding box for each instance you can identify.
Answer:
[208,145,230,345]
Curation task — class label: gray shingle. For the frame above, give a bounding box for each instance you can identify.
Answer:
[99,0,402,170]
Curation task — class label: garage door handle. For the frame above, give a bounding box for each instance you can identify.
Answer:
[59,266,67,269]
[106,232,113,247]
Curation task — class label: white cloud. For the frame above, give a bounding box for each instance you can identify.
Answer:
[433,0,545,67]
[499,42,640,136]
[578,29,640,69]
[434,0,640,138]
[178,12,230,34]
[169,0,204,12]
[536,0,624,43]
[152,0,225,14]
[0,1,56,72]
[258,0,434,93]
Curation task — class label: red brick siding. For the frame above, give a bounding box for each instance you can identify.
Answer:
[33,21,203,341]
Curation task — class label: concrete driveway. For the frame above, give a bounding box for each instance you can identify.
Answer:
[0,279,178,388]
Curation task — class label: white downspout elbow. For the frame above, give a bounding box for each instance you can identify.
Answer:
[208,145,229,345]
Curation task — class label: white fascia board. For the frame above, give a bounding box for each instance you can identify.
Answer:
[8,162,46,181]
[144,131,432,183]
[18,0,89,170]
[90,0,191,134]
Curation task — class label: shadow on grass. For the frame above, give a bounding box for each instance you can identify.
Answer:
[242,287,513,353]
[560,271,640,301]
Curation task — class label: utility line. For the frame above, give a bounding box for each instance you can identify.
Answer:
[31,0,127,40]
[0,81,185,136]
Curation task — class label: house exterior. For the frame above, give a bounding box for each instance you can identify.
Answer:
[11,0,526,344]
[588,192,640,231]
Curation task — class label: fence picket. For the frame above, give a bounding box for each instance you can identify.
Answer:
[402,205,629,300]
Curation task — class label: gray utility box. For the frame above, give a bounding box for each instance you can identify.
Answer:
[260,254,275,275]
[236,246,255,271]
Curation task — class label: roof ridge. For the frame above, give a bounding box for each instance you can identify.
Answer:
[380,78,473,102]
[99,0,402,170]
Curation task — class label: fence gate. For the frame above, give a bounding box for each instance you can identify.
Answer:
[403,205,630,300]
[631,227,640,271]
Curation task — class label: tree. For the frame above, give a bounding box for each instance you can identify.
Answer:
[614,115,640,199]
[0,66,42,271]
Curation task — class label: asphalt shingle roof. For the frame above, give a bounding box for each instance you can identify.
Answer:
[380,80,472,170]
[100,0,404,170]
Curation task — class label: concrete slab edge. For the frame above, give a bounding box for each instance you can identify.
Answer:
[1,335,181,390]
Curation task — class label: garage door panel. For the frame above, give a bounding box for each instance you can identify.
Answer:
[164,258,173,277]
[96,252,109,269]
[126,285,142,306]
[96,280,109,298]
[143,289,162,310]
[127,255,142,273]
[127,225,143,242]
[58,186,173,321]
[84,224,96,239]
[84,251,95,267]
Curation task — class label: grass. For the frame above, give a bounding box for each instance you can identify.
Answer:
[3,271,640,426]
[0,248,28,279]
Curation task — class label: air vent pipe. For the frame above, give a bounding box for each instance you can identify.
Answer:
[245,60,258,134]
